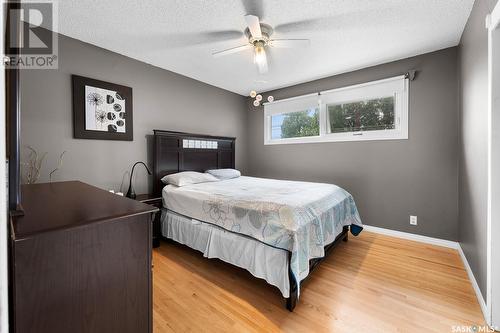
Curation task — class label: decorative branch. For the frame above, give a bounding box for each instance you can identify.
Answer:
[24,146,47,184]
[23,146,67,184]
[49,151,66,182]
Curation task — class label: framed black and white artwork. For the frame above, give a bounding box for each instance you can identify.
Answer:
[72,75,133,141]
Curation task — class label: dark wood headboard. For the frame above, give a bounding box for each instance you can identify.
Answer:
[152,130,236,196]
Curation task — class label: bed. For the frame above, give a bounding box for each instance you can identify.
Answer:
[153,130,363,311]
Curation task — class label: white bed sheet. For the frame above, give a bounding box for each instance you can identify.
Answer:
[161,210,290,297]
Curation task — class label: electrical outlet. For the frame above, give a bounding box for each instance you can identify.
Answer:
[410,215,418,226]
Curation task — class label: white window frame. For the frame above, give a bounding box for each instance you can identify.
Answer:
[264,76,409,145]
[263,93,321,145]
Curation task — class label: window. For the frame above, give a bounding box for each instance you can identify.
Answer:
[264,76,408,144]
[271,108,319,140]
[327,97,395,134]
[264,93,321,144]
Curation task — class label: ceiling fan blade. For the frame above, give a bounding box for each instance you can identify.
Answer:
[123,30,244,50]
[269,39,310,48]
[245,14,262,39]
[202,30,244,42]
[274,19,323,33]
[274,8,388,34]
[212,44,252,57]
[241,0,264,18]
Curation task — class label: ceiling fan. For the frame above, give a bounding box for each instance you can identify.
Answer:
[212,15,310,74]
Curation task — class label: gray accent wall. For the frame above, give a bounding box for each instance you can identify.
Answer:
[20,33,248,194]
[246,47,459,240]
[458,0,499,300]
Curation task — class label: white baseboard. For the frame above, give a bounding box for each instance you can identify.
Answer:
[362,224,489,325]
[362,225,459,249]
[458,245,490,326]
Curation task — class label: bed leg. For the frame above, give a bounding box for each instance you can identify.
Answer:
[286,282,298,312]
[342,226,349,242]
[286,293,297,312]
[286,253,298,311]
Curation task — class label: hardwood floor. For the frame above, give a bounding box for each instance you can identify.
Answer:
[152,231,485,333]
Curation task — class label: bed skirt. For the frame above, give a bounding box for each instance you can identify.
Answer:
[161,209,291,297]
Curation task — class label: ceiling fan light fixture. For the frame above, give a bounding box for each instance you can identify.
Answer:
[254,43,266,66]
[211,15,309,74]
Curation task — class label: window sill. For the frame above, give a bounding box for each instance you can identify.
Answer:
[264,132,409,145]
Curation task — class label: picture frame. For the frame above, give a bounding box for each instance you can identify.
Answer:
[72,75,133,141]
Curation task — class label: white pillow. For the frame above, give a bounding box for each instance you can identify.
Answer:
[206,168,241,180]
[161,171,219,187]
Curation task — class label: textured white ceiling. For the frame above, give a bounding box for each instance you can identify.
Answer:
[57,0,474,96]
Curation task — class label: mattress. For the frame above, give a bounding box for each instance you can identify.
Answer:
[162,176,363,296]
[161,210,291,297]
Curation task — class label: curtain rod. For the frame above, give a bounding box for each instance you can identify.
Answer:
[262,70,417,106]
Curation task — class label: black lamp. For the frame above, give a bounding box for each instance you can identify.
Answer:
[126,161,152,199]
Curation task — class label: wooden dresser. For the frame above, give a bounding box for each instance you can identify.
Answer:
[9,181,158,333]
